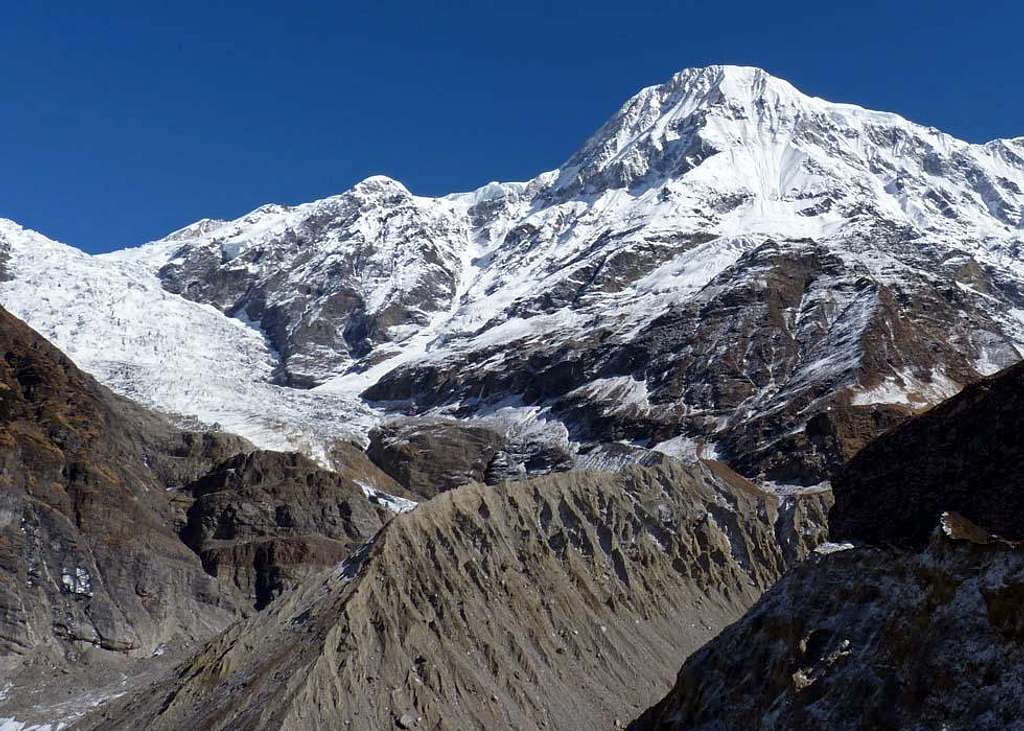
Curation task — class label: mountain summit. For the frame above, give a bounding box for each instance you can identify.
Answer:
[556,65,822,193]
[560,64,1021,232]
[1,66,1022,483]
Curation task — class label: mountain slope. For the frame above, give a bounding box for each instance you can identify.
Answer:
[73,459,830,730]
[0,304,245,673]
[3,65,1023,483]
[0,218,378,459]
[179,450,391,610]
[0,308,420,729]
[831,360,1024,547]
[630,519,1024,731]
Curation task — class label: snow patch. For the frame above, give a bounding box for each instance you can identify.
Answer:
[815,542,855,555]
[850,368,962,407]
[651,435,722,463]
[356,481,417,514]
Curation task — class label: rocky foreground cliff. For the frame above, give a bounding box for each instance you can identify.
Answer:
[631,360,1024,731]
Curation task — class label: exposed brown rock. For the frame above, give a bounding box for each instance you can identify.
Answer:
[367,419,506,497]
[180,450,386,609]
[366,418,576,499]
[0,305,243,675]
[633,360,1024,730]
[630,521,1024,731]
[326,439,410,497]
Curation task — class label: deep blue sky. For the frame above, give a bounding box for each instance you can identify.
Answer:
[3,1,1022,253]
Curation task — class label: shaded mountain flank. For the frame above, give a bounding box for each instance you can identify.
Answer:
[75,459,830,730]
[830,360,1024,548]
[0,307,406,727]
[632,361,1024,731]
[0,303,254,726]
[0,305,247,667]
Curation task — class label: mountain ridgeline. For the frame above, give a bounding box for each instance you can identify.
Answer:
[1,65,1021,486]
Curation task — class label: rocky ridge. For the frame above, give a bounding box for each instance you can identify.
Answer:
[631,518,1024,731]
[0,308,411,729]
[0,305,246,671]
[74,458,830,730]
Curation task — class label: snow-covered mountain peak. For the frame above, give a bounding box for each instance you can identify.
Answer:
[163,217,229,241]
[350,174,411,195]
[663,64,806,110]
[2,67,1024,484]
[549,64,1022,244]
[552,64,861,197]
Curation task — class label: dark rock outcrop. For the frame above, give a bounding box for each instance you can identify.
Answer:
[831,361,1024,548]
[633,361,1024,731]
[180,450,386,609]
[367,420,506,497]
[630,518,1024,731]
[366,419,575,498]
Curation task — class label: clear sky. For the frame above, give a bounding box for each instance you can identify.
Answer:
[3,1,1022,253]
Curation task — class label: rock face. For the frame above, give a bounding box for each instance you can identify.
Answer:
[632,361,1024,730]
[2,67,1022,481]
[76,459,831,731]
[325,439,407,495]
[831,361,1024,548]
[366,418,575,497]
[367,420,507,497]
[154,179,474,388]
[180,450,387,610]
[630,521,1024,731]
[0,305,244,673]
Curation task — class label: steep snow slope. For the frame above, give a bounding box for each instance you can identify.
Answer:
[3,65,1023,480]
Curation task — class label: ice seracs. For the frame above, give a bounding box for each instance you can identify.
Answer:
[0,217,377,457]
